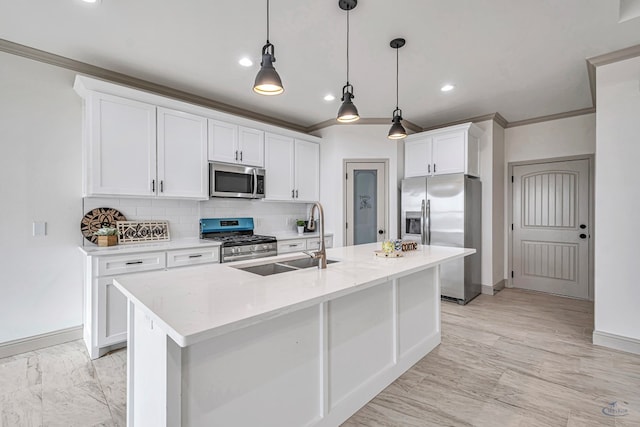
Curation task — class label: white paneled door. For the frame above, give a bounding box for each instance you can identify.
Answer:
[512,159,590,298]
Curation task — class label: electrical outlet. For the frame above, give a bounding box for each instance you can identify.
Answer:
[33,221,47,236]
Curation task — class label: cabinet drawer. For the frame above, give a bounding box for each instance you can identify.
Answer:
[306,236,333,250]
[166,247,220,268]
[96,252,166,277]
[277,239,307,254]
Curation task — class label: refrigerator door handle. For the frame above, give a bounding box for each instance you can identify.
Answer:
[426,199,431,245]
[421,199,427,245]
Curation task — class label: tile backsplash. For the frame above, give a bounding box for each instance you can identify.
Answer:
[82,197,311,245]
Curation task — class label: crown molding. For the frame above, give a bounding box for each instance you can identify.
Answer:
[585,43,640,108]
[421,112,508,132]
[505,107,595,128]
[0,38,309,134]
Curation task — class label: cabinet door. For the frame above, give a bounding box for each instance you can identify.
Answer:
[97,277,128,347]
[432,131,465,175]
[238,127,265,167]
[208,120,238,163]
[264,133,295,200]
[87,93,156,196]
[294,140,320,202]
[157,108,208,199]
[404,137,432,178]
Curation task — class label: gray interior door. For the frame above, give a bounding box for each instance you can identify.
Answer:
[512,159,590,299]
[345,162,387,246]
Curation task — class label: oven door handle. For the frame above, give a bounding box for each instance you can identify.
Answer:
[252,168,258,198]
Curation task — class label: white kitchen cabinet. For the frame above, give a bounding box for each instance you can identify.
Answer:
[404,122,481,178]
[82,92,208,199]
[277,239,307,254]
[208,120,264,167]
[83,244,220,359]
[306,235,334,251]
[157,108,208,199]
[85,92,157,197]
[265,134,319,202]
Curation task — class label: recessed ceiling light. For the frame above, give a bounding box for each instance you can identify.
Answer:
[324,94,335,101]
[239,57,253,67]
[81,0,100,3]
[441,84,455,92]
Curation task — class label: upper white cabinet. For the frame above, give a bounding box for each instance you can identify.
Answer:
[157,108,208,199]
[82,92,208,199]
[86,92,157,197]
[404,122,481,178]
[208,120,264,167]
[265,134,319,202]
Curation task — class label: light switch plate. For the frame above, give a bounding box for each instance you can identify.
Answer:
[33,221,47,236]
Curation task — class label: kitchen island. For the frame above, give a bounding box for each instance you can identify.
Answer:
[114,243,475,427]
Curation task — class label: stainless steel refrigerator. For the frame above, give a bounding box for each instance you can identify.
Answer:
[401,174,481,304]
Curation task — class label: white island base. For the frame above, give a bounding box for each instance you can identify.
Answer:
[117,244,474,426]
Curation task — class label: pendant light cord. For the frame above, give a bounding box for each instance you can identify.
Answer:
[266,0,270,43]
[346,9,350,85]
[396,46,399,109]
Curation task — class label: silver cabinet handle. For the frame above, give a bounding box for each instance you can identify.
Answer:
[433,163,436,173]
[160,180,164,193]
[235,150,238,161]
[295,189,299,198]
[240,151,243,162]
[291,189,295,199]
[126,260,143,265]
[188,254,203,258]
[428,164,431,174]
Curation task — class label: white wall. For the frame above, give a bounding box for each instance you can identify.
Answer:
[491,122,506,285]
[505,113,595,163]
[594,55,640,345]
[314,125,400,247]
[0,52,84,343]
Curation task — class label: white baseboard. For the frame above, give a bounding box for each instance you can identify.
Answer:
[593,330,640,356]
[481,279,506,296]
[0,326,83,359]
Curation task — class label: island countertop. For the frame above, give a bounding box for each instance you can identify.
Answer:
[113,243,474,347]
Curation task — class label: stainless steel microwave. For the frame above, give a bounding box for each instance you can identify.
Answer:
[209,162,265,199]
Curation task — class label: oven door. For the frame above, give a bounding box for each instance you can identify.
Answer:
[210,163,265,199]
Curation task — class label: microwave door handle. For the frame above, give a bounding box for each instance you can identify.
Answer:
[252,169,258,198]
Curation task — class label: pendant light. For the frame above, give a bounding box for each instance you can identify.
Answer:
[253,0,284,95]
[388,38,407,139]
[337,0,359,123]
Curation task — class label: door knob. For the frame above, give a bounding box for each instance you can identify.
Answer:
[579,233,587,239]
[378,229,384,235]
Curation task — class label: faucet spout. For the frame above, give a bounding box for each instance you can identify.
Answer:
[309,202,326,269]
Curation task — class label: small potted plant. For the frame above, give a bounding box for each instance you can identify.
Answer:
[94,227,119,247]
[296,220,306,235]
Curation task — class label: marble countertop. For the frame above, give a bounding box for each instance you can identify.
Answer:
[113,243,475,347]
[78,238,221,256]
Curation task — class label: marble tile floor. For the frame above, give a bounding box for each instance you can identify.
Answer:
[1,288,638,426]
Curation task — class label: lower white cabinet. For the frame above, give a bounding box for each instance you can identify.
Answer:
[277,234,334,254]
[83,245,220,359]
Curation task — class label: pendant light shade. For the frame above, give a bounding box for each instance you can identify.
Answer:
[253,0,284,96]
[388,109,407,139]
[254,43,284,95]
[337,0,359,123]
[388,38,407,139]
[337,84,359,123]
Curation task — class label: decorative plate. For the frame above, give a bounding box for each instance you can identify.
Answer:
[81,207,127,244]
[116,220,170,244]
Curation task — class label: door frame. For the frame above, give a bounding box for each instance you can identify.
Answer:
[507,154,594,300]
[343,159,389,247]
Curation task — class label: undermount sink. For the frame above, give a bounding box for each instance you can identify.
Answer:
[234,257,339,276]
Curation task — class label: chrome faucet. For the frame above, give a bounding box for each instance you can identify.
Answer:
[303,202,327,269]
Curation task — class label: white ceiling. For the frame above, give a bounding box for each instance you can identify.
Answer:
[2,0,640,129]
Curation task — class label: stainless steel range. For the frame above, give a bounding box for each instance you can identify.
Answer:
[200,218,277,263]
